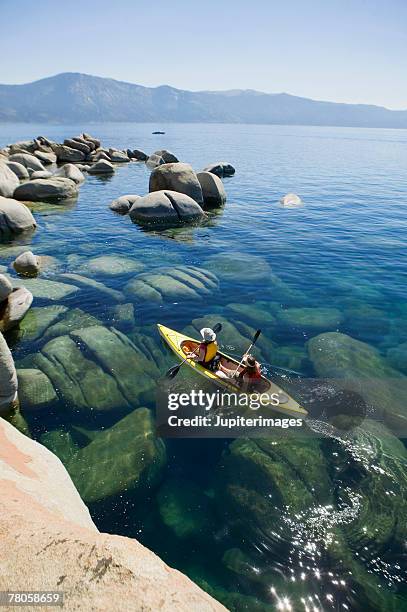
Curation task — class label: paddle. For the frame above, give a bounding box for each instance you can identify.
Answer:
[165,322,223,379]
[233,329,262,378]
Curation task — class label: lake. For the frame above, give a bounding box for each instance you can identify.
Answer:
[1,123,407,611]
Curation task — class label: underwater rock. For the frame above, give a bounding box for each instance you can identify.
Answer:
[271,344,310,372]
[343,303,390,339]
[14,178,78,202]
[68,407,166,503]
[78,255,144,277]
[12,250,41,277]
[387,342,407,374]
[125,265,219,303]
[226,302,276,328]
[71,326,160,405]
[61,273,124,302]
[0,332,18,410]
[31,334,128,411]
[16,304,68,342]
[129,190,205,226]
[149,163,203,204]
[157,477,214,539]
[203,162,235,178]
[43,308,102,340]
[307,332,407,430]
[4,275,78,300]
[196,171,226,208]
[40,429,79,464]
[0,287,33,332]
[280,193,302,207]
[17,368,56,410]
[277,306,344,332]
[109,302,135,330]
[0,197,37,236]
[109,194,141,214]
[204,252,272,284]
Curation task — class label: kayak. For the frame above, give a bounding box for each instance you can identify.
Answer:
[157,324,308,419]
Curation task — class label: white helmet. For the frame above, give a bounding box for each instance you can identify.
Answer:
[200,327,216,342]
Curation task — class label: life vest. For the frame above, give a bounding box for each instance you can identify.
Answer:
[199,340,218,365]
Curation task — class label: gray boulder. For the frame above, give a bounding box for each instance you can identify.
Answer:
[54,145,85,163]
[0,331,18,410]
[63,138,91,156]
[154,149,179,163]
[110,194,141,214]
[6,161,29,180]
[31,171,53,179]
[149,162,203,204]
[8,153,45,172]
[0,274,13,302]
[0,287,33,333]
[82,133,101,148]
[108,149,129,163]
[88,159,115,175]
[13,251,41,277]
[14,178,78,202]
[146,153,165,168]
[54,164,85,184]
[34,150,57,165]
[129,190,205,226]
[203,162,235,178]
[72,136,96,151]
[0,162,19,197]
[9,140,37,154]
[197,171,226,207]
[90,150,111,162]
[131,149,148,161]
[0,196,37,236]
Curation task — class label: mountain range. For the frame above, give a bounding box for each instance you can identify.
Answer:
[0,72,406,128]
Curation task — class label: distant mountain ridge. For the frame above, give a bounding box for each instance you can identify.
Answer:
[0,72,406,128]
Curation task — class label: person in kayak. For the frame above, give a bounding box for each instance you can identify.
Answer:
[218,353,262,391]
[188,327,219,369]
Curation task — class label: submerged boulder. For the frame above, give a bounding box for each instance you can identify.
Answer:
[14,178,78,202]
[0,197,37,236]
[0,162,19,197]
[109,194,141,214]
[204,252,272,284]
[129,190,205,226]
[68,407,166,503]
[203,162,235,178]
[126,265,219,303]
[387,342,407,374]
[17,304,68,342]
[149,163,203,204]
[0,332,18,410]
[307,332,407,430]
[197,171,226,207]
[277,307,343,332]
[78,255,144,277]
[17,368,56,410]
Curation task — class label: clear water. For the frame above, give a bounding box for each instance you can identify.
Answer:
[1,123,407,611]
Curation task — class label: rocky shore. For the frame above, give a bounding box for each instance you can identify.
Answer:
[0,416,225,611]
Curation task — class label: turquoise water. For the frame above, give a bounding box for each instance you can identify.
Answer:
[1,123,407,611]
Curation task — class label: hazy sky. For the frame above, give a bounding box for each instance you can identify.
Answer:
[1,0,406,109]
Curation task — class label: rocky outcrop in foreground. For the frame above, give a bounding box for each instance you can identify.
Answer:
[0,416,225,611]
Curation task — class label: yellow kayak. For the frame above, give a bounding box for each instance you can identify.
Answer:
[157,324,308,419]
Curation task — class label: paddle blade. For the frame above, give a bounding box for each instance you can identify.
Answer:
[213,322,222,334]
[252,329,262,344]
[165,364,181,379]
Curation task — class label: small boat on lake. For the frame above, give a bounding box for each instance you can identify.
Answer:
[158,324,308,419]
[152,131,165,134]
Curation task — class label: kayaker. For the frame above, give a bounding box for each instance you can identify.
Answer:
[218,353,262,391]
[188,327,219,369]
